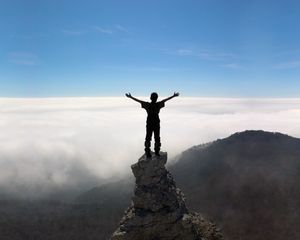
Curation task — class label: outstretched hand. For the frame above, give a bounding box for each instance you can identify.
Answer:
[125,93,132,98]
[173,92,180,97]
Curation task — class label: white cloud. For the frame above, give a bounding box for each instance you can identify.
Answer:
[8,52,40,66]
[0,97,299,197]
[115,24,128,32]
[10,34,48,39]
[273,61,300,70]
[176,49,194,56]
[94,26,113,34]
[62,29,85,35]
[220,63,243,69]
[174,48,237,61]
[101,65,172,72]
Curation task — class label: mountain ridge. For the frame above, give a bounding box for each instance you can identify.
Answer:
[170,130,300,240]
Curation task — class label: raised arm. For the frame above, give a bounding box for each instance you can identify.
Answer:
[161,92,180,103]
[125,93,143,103]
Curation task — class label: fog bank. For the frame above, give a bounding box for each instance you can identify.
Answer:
[0,97,299,198]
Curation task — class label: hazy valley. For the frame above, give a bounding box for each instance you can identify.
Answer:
[1,130,300,240]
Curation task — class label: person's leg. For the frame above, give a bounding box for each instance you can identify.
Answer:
[145,124,153,157]
[154,124,161,156]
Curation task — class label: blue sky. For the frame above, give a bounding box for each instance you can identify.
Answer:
[1,0,300,97]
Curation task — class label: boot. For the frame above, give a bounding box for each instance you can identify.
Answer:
[154,142,161,156]
[145,148,152,158]
[144,140,152,158]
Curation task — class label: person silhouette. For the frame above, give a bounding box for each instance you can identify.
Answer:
[125,92,179,157]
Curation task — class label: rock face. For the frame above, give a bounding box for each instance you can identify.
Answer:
[111,152,223,240]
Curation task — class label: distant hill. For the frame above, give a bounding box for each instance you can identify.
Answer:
[76,178,133,205]
[170,130,300,240]
[0,198,126,240]
[0,178,135,240]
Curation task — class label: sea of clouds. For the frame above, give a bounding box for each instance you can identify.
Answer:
[0,97,300,198]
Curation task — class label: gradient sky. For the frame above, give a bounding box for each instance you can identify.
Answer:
[1,0,300,97]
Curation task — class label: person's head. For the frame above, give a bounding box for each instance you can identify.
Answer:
[150,92,158,102]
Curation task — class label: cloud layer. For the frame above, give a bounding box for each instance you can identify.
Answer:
[0,97,299,198]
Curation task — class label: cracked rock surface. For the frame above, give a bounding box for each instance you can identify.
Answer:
[111,152,223,240]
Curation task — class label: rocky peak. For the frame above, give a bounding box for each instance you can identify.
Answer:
[111,152,223,240]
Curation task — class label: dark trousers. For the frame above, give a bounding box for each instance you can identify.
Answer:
[144,123,161,153]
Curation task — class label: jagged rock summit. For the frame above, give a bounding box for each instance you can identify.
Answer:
[111,152,223,240]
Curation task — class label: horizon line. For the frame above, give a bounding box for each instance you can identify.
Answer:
[1,96,300,100]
